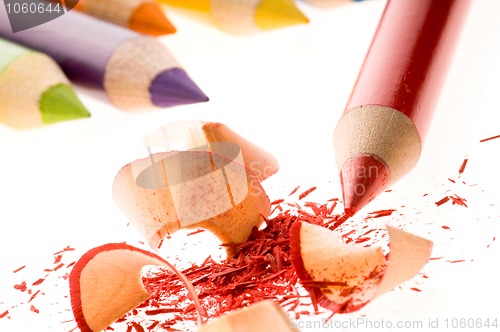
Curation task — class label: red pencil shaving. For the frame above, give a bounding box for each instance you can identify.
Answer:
[289,222,432,314]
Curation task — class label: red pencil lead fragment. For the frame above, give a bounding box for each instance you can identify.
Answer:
[131,322,145,332]
[147,321,159,330]
[187,229,205,236]
[367,209,396,218]
[355,238,371,245]
[458,158,468,175]
[28,290,40,303]
[32,278,45,286]
[487,237,496,248]
[53,246,75,255]
[479,134,500,143]
[299,187,317,200]
[54,254,63,264]
[450,194,467,207]
[14,281,27,292]
[435,197,450,206]
[289,186,301,196]
[12,265,26,273]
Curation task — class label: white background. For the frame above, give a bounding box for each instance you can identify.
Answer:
[1,0,500,331]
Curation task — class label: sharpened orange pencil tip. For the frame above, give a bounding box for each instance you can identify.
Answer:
[129,3,177,36]
[340,154,390,216]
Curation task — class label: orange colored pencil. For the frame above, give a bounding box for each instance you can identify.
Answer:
[75,0,176,36]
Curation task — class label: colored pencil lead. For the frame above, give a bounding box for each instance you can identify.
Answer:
[340,154,389,216]
[149,68,209,108]
[255,0,310,30]
[129,2,177,36]
[75,0,176,36]
[159,0,308,33]
[39,84,91,125]
[0,9,207,110]
[0,38,89,129]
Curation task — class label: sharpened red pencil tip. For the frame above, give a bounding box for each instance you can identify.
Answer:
[340,154,389,216]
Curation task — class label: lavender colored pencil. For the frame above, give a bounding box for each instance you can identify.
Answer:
[0,7,208,110]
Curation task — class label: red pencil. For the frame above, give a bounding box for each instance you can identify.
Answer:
[333,0,471,216]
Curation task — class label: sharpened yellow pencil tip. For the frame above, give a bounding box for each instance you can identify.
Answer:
[255,0,309,30]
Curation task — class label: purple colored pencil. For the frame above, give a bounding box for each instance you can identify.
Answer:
[0,7,208,109]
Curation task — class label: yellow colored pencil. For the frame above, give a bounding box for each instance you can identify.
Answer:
[75,0,177,36]
[0,38,90,129]
[159,0,309,33]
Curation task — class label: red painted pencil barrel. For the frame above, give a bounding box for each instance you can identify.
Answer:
[334,0,471,215]
[345,0,471,134]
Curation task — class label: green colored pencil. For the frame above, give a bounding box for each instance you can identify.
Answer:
[0,38,90,129]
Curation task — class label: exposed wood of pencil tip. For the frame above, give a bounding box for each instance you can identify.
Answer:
[162,0,308,33]
[333,105,422,186]
[104,37,179,109]
[77,0,141,27]
[209,0,262,33]
[0,53,67,128]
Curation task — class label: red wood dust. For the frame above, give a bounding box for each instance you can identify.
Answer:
[1,154,498,330]
[126,198,350,330]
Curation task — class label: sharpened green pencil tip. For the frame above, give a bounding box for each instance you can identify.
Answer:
[40,84,90,124]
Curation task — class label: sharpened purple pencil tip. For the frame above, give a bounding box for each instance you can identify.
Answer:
[149,68,209,107]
